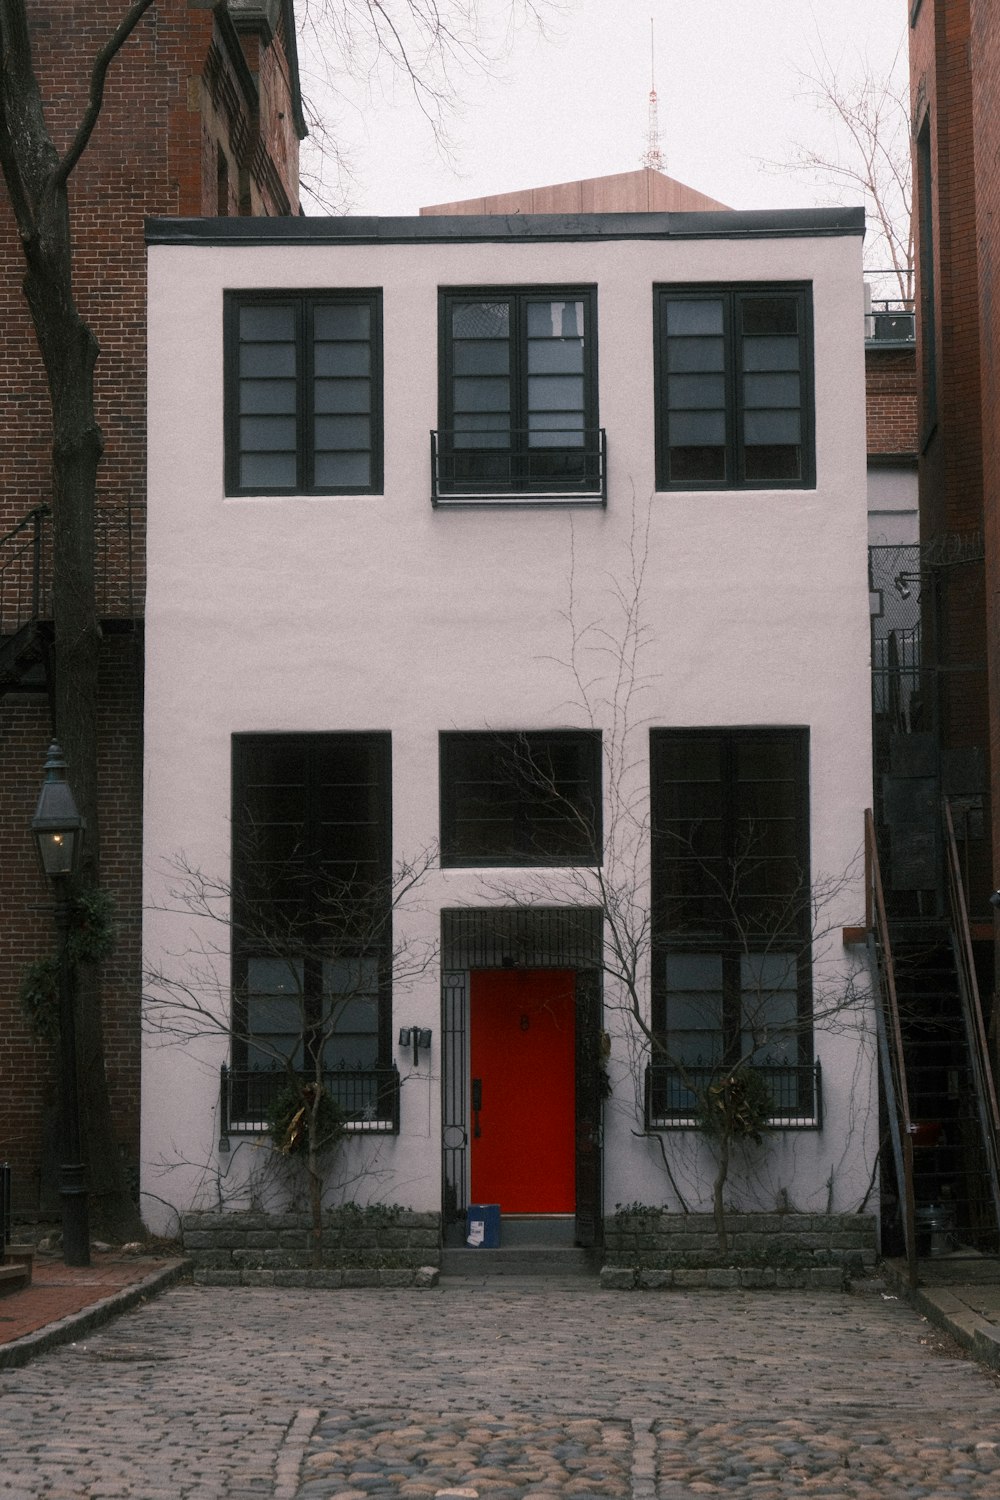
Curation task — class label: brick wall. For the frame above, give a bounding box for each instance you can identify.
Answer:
[865,346,918,457]
[0,0,301,1213]
[971,0,1000,901]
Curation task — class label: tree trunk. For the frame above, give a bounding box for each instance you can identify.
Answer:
[1,0,143,1240]
[712,1134,731,1253]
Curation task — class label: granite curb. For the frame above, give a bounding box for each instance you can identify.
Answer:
[883,1259,1000,1372]
[0,1257,191,1371]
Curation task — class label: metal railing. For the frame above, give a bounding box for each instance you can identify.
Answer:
[644,1060,823,1129]
[0,502,141,633]
[943,799,1000,1237]
[220,1064,401,1136]
[864,269,915,344]
[1,1163,10,1252]
[0,508,49,635]
[865,806,918,1286]
[431,428,607,506]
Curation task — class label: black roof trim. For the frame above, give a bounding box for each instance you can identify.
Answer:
[146,206,865,247]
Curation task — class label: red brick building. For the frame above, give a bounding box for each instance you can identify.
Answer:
[908,0,994,928]
[0,0,303,1214]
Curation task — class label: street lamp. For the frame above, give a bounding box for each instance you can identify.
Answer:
[31,740,90,1266]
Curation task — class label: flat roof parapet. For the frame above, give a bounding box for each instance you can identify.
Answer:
[145,206,866,247]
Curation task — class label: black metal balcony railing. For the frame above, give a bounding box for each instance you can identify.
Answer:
[431,428,607,506]
[644,1061,823,1130]
[0,508,49,637]
[220,1064,401,1136]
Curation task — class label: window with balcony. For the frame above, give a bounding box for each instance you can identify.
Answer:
[433,287,604,505]
[225,291,382,496]
[654,284,814,490]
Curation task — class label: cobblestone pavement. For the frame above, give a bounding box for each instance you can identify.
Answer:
[1,1278,999,1498]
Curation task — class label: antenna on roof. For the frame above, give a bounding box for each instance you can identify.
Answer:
[641,16,665,172]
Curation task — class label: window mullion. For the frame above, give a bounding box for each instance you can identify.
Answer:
[728,292,742,489]
[299,298,311,491]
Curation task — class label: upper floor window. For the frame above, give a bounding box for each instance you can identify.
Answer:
[225,291,383,496]
[654,285,814,491]
[440,730,602,866]
[433,287,605,505]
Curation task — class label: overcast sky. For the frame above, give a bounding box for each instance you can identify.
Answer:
[300,0,910,218]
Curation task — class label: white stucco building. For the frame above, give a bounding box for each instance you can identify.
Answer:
[142,206,875,1248]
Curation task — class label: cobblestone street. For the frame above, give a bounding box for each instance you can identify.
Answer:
[1,1278,999,1498]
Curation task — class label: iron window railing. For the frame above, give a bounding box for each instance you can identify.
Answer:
[644,1060,823,1130]
[220,1064,401,1136]
[1,1162,10,1251]
[431,428,607,506]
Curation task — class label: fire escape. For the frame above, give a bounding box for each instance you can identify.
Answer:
[867,537,1000,1283]
[0,504,141,709]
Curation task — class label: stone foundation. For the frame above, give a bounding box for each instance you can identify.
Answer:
[601,1211,877,1290]
[181,1208,441,1287]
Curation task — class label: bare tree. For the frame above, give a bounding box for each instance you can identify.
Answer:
[481,503,872,1250]
[144,847,436,1264]
[777,41,913,301]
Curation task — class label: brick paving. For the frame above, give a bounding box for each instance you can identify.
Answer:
[0,1277,999,1497]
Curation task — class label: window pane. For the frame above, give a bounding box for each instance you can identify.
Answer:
[527,374,584,412]
[744,410,801,445]
[741,335,800,372]
[314,342,371,377]
[322,1036,380,1070]
[668,446,727,483]
[314,415,371,450]
[666,336,726,373]
[314,304,370,339]
[314,378,371,414]
[668,410,727,445]
[240,343,296,377]
[240,452,297,487]
[454,340,510,375]
[314,452,371,488]
[528,339,584,374]
[240,378,296,415]
[741,297,798,336]
[668,373,726,409]
[665,299,724,335]
[240,415,296,453]
[453,376,511,413]
[528,411,585,447]
[453,301,510,338]
[527,300,583,337]
[240,305,295,340]
[743,445,802,482]
[743,372,800,408]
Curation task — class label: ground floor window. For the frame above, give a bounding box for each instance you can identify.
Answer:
[649,727,815,1122]
[228,732,393,1122]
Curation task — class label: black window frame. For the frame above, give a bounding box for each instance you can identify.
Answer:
[224,289,384,497]
[439,729,602,868]
[654,283,815,492]
[436,285,601,500]
[229,731,393,1091]
[649,727,814,1114]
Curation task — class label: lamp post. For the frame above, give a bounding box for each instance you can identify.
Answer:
[31,740,90,1267]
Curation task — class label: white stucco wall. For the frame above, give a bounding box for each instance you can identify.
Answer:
[142,218,875,1234]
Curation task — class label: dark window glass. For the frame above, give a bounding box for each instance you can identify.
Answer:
[226,292,383,496]
[650,728,811,1077]
[655,285,813,490]
[440,731,602,866]
[231,733,391,1080]
[438,287,599,495]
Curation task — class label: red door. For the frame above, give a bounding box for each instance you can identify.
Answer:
[470,969,576,1213]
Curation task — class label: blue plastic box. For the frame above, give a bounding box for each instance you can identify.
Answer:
[465,1203,501,1248]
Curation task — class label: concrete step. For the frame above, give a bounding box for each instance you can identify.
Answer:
[0,1263,30,1298]
[441,1245,595,1277]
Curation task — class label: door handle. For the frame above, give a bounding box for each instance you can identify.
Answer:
[472,1077,482,1137]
